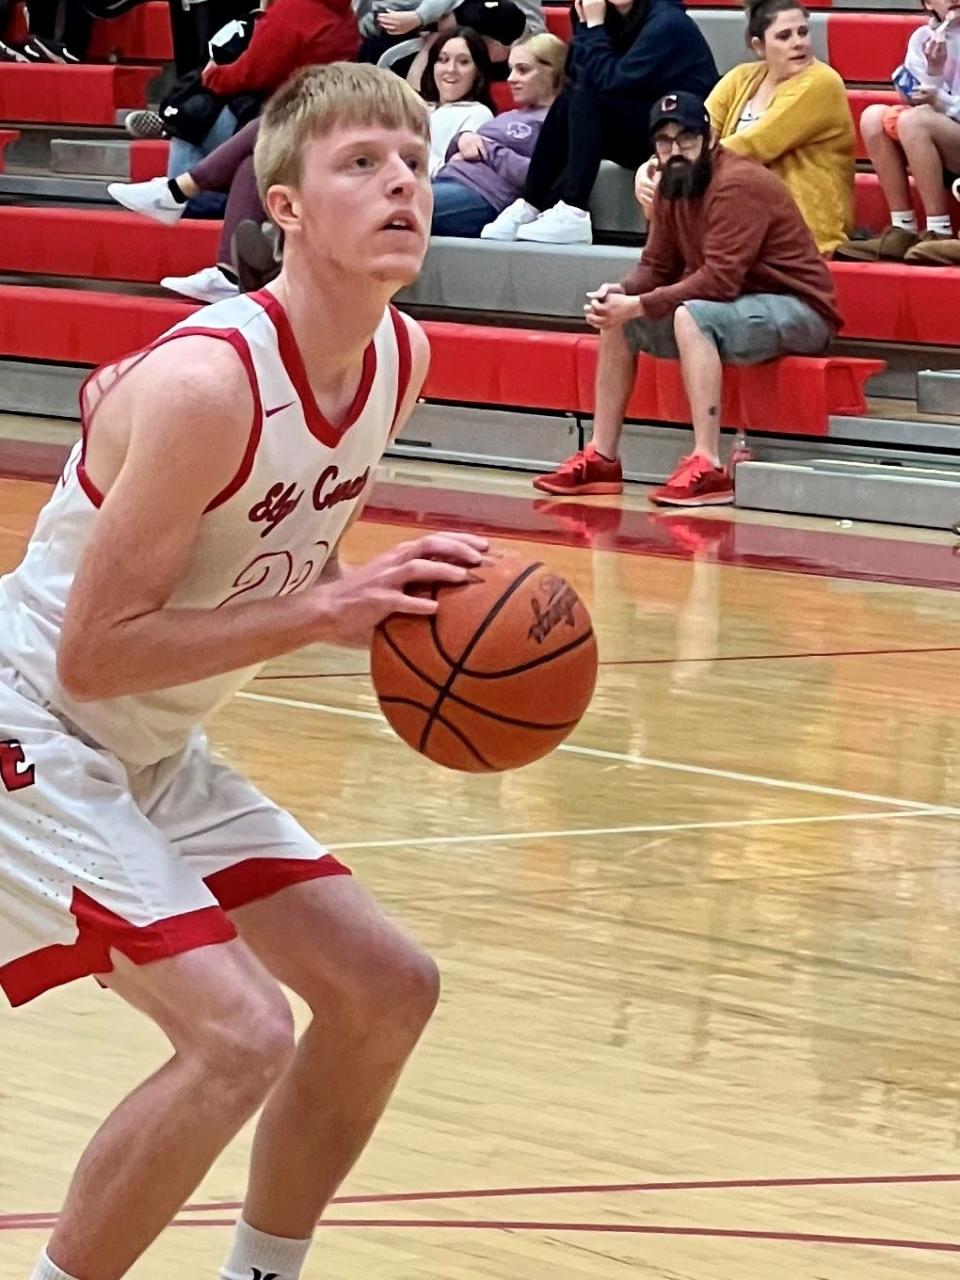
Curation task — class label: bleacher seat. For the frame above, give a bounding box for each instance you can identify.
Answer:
[0,65,154,125]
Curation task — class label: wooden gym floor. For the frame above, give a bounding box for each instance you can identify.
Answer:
[2,456,960,1279]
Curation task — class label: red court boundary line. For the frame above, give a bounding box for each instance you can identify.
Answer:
[4,1216,959,1253]
[7,1170,960,1227]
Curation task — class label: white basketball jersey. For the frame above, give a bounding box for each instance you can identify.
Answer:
[0,288,412,767]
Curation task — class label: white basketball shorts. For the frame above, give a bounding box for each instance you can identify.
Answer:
[0,668,350,1007]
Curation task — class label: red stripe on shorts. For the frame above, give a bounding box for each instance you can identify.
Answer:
[204,854,352,914]
[0,889,237,1008]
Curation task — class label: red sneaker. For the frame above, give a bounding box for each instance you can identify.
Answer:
[650,454,733,507]
[533,443,623,496]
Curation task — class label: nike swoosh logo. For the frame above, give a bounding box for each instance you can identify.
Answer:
[265,400,296,417]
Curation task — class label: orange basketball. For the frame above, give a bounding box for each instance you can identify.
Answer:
[370,550,598,772]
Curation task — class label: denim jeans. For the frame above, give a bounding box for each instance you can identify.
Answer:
[167,106,239,180]
[431,180,499,237]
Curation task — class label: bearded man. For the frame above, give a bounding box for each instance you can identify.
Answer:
[533,90,843,507]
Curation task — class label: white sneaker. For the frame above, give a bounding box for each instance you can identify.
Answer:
[480,198,539,241]
[107,177,184,226]
[160,266,240,304]
[516,201,593,245]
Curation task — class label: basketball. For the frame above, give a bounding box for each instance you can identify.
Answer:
[370,550,598,772]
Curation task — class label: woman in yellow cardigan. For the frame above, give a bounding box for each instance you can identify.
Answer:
[637,0,855,254]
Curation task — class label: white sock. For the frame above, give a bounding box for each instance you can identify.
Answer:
[891,209,918,232]
[926,213,952,235]
[220,1219,313,1280]
[30,1251,79,1280]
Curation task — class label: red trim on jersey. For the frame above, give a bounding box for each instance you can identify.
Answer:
[389,306,413,436]
[250,288,377,448]
[0,889,237,1008]
[74,326,263,514]
[204,853,352,914]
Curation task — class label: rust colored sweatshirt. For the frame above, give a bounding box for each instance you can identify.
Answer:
[621,147,842,332]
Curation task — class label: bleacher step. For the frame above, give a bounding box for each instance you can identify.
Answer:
[51,138,133,179]
[917,369,960,417]
[828,413,960,450]
[0,172,112,201]
[735,458,960,529]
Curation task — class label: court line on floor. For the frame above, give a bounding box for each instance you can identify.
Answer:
[322,809,951,854]
[3,1216,957,1254]
[235,692,955,814]
[251,643,960,683]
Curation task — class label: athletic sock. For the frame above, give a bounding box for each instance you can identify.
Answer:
[891,209,918,233]
[926,213,953,236]
[220,1220,313,1280]
[30,1251,79,1280]
[167,178,188,204]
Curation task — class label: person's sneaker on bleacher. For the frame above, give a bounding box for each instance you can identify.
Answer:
[24,36,80,63]
[533,443,623,496]
[161,266,240,304]
[107,177,184,226]
[124,110,166,140]
[517,201,592,245]
[833,225,919,262]
[480,198,539,241]
[0,37,29,61]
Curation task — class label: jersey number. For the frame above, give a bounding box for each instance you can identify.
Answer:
[1,740,36,792]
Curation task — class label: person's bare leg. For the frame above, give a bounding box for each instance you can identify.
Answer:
[674,305,723,462]
[230,877,440,1239]
[174,173,200,199]
[897,106,960,218]
[590,324,638,459]
[861,103,912,213]
[46,941,294,1280]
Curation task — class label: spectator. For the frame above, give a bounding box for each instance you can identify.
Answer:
[0,0,90,62]
[481,0,717,244]
[110,26,495,301]
[533,92,842,506]
[359,0,526,79]
[420,27,496,175]
[431,31,566,236]
[835,0,960,264]
[638,0,854,255]
[106,0,358,224]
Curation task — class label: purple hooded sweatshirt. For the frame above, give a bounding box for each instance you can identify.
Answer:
[434,106,548,211]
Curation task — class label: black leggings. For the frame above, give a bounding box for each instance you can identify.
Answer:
[27,0,91,55]
[524,86,651,211]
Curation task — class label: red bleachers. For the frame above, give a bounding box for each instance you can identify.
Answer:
[0,208,217,282]
[7,1,171,61]
[0,128,19,173]
[0,289,883,435]
[826,13,923,83]
[129,139,169,181]
[0,64,154,125]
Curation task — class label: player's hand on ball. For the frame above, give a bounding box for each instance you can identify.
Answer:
[319,533,489,647]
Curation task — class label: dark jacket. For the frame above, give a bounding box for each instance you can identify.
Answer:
[569,0,718,113]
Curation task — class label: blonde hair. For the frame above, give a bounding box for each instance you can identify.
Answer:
[254,62,431,200]
[516,32,567,94]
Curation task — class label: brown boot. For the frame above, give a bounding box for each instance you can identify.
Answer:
[904,232,960,264]
[833,225,919,262]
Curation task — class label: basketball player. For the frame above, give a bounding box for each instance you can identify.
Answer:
[0,63,487,1280]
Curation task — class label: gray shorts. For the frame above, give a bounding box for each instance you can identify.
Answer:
[624,294,834,365]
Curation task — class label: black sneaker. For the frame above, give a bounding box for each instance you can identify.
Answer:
[124,109,166,139]
[232,220,281,294]
[24,37,81,64]
[0,37,29,61]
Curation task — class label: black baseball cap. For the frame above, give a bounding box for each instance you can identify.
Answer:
[649,91,711,137]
